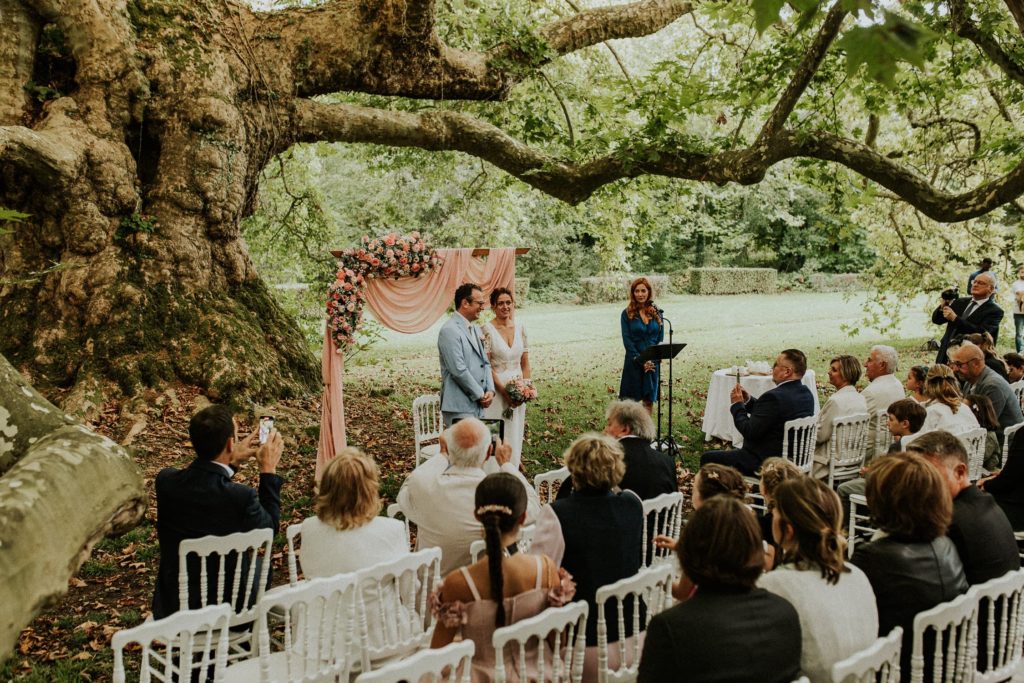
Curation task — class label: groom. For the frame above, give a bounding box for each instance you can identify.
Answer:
[438,282,495,426]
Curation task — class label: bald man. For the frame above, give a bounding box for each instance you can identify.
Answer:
[932,272,1003,364]
[951,342,1022,433]
[397,417,540,574]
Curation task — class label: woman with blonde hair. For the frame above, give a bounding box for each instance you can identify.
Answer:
[619,277,664,413]
[921,364,980,433]
[812,355,868,479]
[760,477,877,682]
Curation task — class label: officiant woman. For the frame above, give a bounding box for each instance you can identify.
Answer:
[619,277,664,414]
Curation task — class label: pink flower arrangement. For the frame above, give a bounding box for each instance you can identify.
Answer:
[326,231,441,348]
[503,377,538,418]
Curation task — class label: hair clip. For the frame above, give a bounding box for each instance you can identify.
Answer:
[705,469,720,480]
[476,504,512,516]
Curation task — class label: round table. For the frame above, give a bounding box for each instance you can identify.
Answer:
[701,369,820,448]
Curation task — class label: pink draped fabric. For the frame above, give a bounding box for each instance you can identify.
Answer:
[316,247,518,482]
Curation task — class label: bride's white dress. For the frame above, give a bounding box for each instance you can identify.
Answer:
[482,321,528,468]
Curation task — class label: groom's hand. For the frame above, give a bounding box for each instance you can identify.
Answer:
[479,391,494,408]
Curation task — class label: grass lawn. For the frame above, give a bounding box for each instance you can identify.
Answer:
[346,290,940,476]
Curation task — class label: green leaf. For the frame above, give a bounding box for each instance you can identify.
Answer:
[0,208,30,222]
[752,0,787,32]
[837,13,935,86]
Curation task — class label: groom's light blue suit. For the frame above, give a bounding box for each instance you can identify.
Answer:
[438,312,494,426]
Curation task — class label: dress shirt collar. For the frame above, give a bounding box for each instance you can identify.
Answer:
[618,434,642,440]
[970,295,991,306]
[213,461,234,478]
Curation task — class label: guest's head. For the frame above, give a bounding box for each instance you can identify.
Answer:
[626,277,661,323]
[972,271,997,298]
[865,452,952,542]
[454,282,485,322]
[564,432,625,493]
[773,349,807,383]
[906,364,928,395]
[692,463,746,509]
[1017,264,1024,281]
[963,332,997,357]
[1004,353,1024,383]
[887,398,927,437]
[490,287,515,320]
[979,257,993,272]
[315,448,381,530]
[924,365,964,412]
[677,496,764,591]
[604,400,656,441]
[771,477,848,584]
[758,457,804,510]
[827,355,861,389]
[906,431,970,501]
[964,393,999,431]
[475,472,529,627]
[448,417,491,468]
[866,345,898,380]
[189,405,236,461]
[951,342,986,383]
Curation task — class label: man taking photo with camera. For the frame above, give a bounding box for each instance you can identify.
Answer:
[932,272,1004,364]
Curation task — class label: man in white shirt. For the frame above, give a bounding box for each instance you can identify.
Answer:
[397,417,540,574]
[862,345,906,462]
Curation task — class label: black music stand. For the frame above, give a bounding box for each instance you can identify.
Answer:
[640,339,687,459]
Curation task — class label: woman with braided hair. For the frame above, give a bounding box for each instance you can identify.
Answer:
[759,476,877,682]
[430,472,574,682]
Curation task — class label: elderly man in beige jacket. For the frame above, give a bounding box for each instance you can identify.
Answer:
[862,345,907,462]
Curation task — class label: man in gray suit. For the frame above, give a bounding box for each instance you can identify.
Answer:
[438,282,495,426]
[952,341,1023,434]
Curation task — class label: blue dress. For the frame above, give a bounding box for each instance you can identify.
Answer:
[619,310,664,402]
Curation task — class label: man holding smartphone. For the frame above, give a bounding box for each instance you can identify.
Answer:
[151,405,284,618]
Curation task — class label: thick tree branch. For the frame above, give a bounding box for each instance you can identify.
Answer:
[756,3,847,145]
[949,0,1024,87]
[539,0,693,55]
[1003,0,1024,34]
[910,116,982,155]
[0,123,82,186]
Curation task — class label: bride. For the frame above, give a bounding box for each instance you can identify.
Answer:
[482,287,530,468]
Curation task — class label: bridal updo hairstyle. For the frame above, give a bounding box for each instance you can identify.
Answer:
[563,432,625,492]
[490,287,514,308]
[678,496,764,590]
[475,472,528,627]
[771,476,848,583]
[625,277,662,324]
[315,448,382,530]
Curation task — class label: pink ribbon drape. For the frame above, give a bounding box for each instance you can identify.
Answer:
[316,247,518,482]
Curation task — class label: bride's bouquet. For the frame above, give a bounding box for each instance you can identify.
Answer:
[503,377,538,418]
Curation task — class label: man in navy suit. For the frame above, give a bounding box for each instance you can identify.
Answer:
[438,282,495,427]
[701,349,816,476]
[932,272,1003,364]
[152,405,284,618]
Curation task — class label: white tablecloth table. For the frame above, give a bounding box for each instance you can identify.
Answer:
[701,369,820,448]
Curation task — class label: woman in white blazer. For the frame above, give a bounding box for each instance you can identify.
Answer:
[813,355,868,478]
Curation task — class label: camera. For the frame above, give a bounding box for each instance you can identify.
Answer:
[941,287,959,303]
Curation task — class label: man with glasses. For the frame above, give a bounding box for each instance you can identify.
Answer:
[701,349,816,476]
[950,342,1022,434]
[932,272,1003,364]
[438,282,495,427]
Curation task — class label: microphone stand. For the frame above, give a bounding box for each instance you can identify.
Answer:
[655,309,680,459]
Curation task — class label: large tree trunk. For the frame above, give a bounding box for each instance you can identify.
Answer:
[0,352,146,662]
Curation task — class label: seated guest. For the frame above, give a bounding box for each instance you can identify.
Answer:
[298,449,410,650]
[397,417,540,574]
[863,345,908,461]
[558,399,676,500]
[638,496,802,683]
[812,355,868,479]
[530,433,643,681]
[920,365,979,434]
[980,432,1024,530]
[837,398,927,516]
[760,477,878,683]
[951,341,1023,435]
[908,432,1018,585]
[850,452,968,677]
[702,349,816,476]
[1003,352,1024,384]
[431,473,573,682]
[153,405,284,618]
[964,394,1002,471]
[905,364,928,404]
[963,332,1009,380]
[758,457,804,569]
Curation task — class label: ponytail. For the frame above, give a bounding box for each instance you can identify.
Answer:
[480,511,507,627]
[473,473,528,628]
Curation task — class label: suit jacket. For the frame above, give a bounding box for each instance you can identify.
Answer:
[863,374,907,460]
[438,313,494,416]
[637,586,802,683]
[985,433,1024,529]
[396,454,540,575]
[152,460,283,618]
[948,485,1020,585]
[963,366,1024,431]
[932,297,1004,364]
[554,436,677,501]
[731,379,816,464]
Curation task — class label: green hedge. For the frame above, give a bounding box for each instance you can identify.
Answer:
[514,277,531,306]
[809,273,866,292]
[687,268,777,295]
[578,274,671,305]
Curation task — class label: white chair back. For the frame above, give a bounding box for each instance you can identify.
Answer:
[223,573,363,683]
[956,427,988,481]
[492,601,588,683]
[354,640,474,682]
[355,547,443,666]
[387,502,415,550]
[827,413,872,488]
[112,604,231,683]
[470,524,536,563]
[972,568,1024,683]
[910,591,978,683]
[595,564,674,682]
[286,522,303,587]
[413,394,443,466]
[178,528,273,660]
[641,492,684,568]
[781,415,818,474]
[830,625,902,683]
[534,466,570,505]
[846,493,878,559]
[1011,381,1024,412]
[1001,422,1024,470]
[874,409,896,458]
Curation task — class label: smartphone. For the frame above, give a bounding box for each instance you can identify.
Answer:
[258,416,274,444]
[481,418,505,450]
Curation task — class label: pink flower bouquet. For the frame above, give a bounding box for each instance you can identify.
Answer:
[503,377,538,418]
